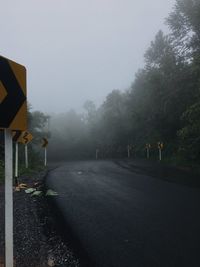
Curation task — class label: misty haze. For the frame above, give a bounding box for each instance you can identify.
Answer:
[0,0,200,267]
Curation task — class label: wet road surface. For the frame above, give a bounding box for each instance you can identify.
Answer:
[46,160,200,267]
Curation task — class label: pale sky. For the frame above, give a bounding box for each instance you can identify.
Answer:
[0,0,175,113]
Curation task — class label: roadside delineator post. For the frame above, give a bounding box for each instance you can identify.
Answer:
[42,138,48,167]
[158,142,164,161]
[19,131,33,169]
[25,144,28,168]
[146,143,151,159]
[13,130,33,184]
[127,145,130,158]
[96,149,99,160]
[44,146,47,167]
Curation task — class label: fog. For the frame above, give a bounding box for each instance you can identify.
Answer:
[0,0,175,113]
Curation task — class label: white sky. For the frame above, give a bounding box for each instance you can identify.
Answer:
[0,0,175,113]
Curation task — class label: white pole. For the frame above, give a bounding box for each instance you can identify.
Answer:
[127,145,130,158]
[44,147,47,167]
[25,144,28,168]
[159,148,162,161]
[15,142,18,186]
[96,149,99,160]
[147,148,149,159]
[5,129,14,267]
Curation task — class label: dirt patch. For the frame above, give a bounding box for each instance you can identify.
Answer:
[0,171,80,267]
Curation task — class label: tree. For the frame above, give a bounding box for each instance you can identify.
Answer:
[166,0,200,60]
[145,30,177,72]
[178,101,200,161]
[83,100,97,126]
[28,110,50,143]
[99,90,131,156]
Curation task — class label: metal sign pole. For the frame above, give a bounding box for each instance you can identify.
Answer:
[147,148,149,159]
[5,129,14,267]
[44,147,47,167]
[14,142,19,186]
[159,148,162,161]
[127,145,130,158]
[25,144,28,168]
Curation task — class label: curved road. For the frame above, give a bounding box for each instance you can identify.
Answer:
[46,160,200,267]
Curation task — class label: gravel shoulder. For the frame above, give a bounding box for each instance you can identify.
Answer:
[0,169,80,267]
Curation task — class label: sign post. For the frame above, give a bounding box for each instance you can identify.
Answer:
[44,147,47,167]
[14,142,18,185]
[96,149,99,160]
[20,131,34,169]
[42,138,48,167]
[0,55,27,267]
[158,142,164,161]
[4,129,13,267]
[13,130,33,170]
[25,144,28,168]
[146,144,151,159]
[13,130,33,178]
[13,130,22,186]
[127,145,130,158]
[19,131,33,169]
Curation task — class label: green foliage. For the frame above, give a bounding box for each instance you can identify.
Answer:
[178,102,200,161]
[28,109,50,143]
[166,0,200,60]
[101,90,131,146]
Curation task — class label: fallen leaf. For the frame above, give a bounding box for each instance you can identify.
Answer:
[25,188,36,194]
[32,190,43,196]
[18,183,28,189]
[46,189,58,196]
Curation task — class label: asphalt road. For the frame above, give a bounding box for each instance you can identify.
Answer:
[46,160,200,267]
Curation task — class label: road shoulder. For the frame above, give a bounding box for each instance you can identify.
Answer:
[0,169,80,267]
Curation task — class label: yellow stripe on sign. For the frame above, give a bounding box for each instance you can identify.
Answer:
[7,59,27,130]
[0,55,27,130]
[8,60,26,95]
[9,102,27,130]
[0,81,7,103]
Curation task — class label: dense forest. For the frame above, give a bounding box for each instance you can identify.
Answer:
[48,0,200,164]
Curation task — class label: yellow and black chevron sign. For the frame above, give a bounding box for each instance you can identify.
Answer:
[13,130,33,144]
[42,138,48,148]
[0,55,27,130]
[12,130,23,142]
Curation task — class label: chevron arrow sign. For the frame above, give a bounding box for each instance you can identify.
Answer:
[19,131,33,144]
[0,55,27,130]
[12,130,33,144]
[42,138,48,148]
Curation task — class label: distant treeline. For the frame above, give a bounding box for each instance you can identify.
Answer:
[48,0,200,163]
